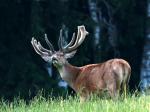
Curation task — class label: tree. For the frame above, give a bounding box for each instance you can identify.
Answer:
[140,0,150,93]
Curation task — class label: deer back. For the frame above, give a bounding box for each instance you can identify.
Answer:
[73,59,131,95]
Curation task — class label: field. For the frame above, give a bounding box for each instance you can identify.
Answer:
[0,94,150,112]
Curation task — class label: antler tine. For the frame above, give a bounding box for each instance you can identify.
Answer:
[37,42,53,55]
[58,29,64,50]
[64,32,76,49]
[76,26,89,46]
[63,25,88,53]
[31,37,49,56]
[66,26,81,50]
[44,34,55,52]
[58,29,61,49]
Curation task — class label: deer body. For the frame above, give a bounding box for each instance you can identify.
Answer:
[31,25,131,100]
[55,58,131,100]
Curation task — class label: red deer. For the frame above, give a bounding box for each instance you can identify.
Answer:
[31,25,131,101]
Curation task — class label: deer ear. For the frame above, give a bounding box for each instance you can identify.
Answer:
[65,50,77,59]
[41,55,52,63]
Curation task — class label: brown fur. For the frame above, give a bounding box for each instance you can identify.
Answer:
[69,59,131,100]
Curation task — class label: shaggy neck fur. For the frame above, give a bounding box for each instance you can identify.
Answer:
[57,62,80,88]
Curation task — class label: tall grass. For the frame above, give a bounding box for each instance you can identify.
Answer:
[0,94,150,112]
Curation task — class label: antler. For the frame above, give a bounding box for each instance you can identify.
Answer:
[31,25,88,56]
[44,34,55,52]
[58,25,89,53]
[31,34,55,56]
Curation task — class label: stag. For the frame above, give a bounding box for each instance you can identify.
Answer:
[31,25,131,101]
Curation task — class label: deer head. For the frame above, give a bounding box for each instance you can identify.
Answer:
[31,25,88,69]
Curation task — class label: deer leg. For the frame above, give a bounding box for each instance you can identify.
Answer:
[78,88,89,102]
[80,96,87,102]
[120,74,130,98]
[107,82,119,100]
[79,93,89,102]
[125,74,130,92]
[121,80,128,98]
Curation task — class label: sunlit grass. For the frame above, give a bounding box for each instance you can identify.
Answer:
[0,93,150,112]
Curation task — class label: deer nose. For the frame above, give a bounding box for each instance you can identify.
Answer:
[52,57,57,61]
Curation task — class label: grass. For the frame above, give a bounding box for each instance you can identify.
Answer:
[0,94,150,112]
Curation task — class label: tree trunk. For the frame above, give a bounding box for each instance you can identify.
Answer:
[88,0,101,62]
[102,0,119,57]
[140,0,150,93]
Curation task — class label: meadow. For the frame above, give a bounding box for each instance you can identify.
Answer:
[0,93,150,112]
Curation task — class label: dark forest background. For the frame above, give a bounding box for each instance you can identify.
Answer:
[0,0,147,100]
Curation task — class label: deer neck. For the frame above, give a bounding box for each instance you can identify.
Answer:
[57,62,80,88]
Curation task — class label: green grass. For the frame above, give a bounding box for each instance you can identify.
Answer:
[0,94,150,112]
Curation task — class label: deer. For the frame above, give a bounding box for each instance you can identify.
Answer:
[31,25,131,101]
